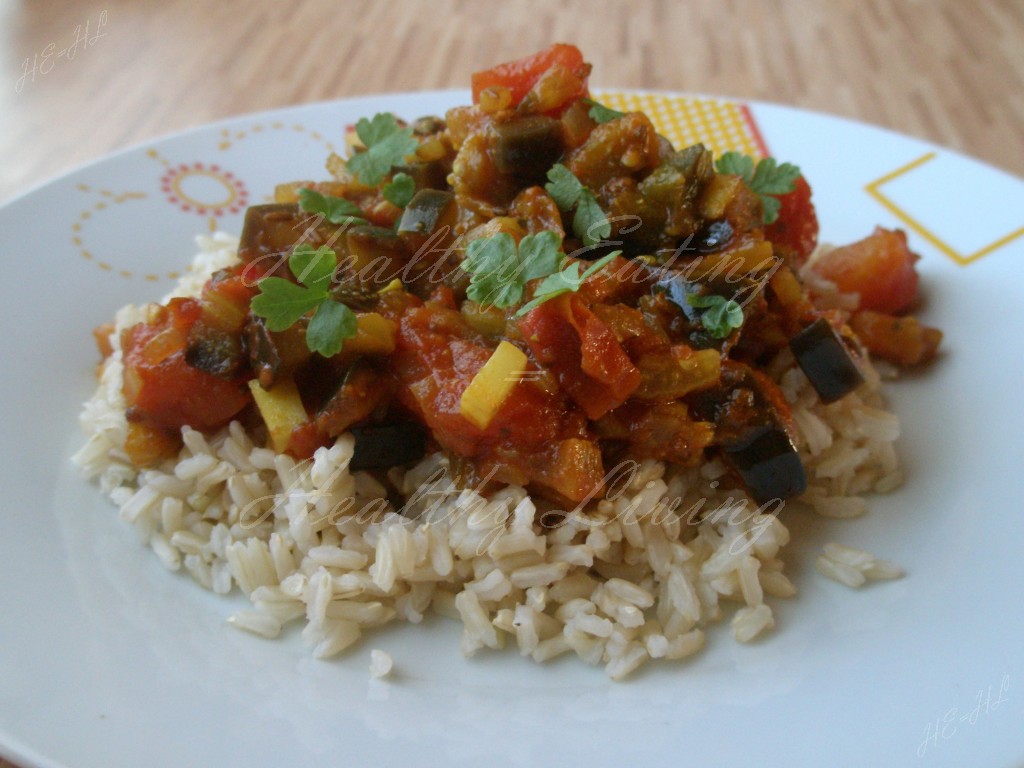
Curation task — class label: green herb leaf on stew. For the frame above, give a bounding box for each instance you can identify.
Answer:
[298,188,368,227]
[348,113,419,186]
[250,277,325,332]
[250,244,359,356]
[382,172,416,208]
[463,230,562,309]
[515,251,620,317]
[714,151,800,225]
[544,163,611,246]
[686,293,745,339]
[288,243,337,291]
[582,98,626,124]
[306,299,358,358]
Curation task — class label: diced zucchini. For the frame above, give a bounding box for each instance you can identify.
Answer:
[343,313,397,356]
[459,341,528,430]
[699,174,741,219]
[396,190,456,253]
[460,300,507,338]
[248,376,308,453]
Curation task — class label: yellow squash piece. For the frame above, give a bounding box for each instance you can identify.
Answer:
[459,341,528,430]
[248,376,308,453]
[344,312,398,356]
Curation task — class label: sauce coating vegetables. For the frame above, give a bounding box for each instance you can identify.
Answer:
[106,45,941,507]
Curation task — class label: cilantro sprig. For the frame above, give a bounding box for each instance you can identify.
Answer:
[545,164,611,246]
[460,229,619,316]
[687,293,744,339]
[515,252,619,317]
[714,152,800,225]
[250,244,358,357]
[298,188,368,227]
[382,171,415,208]
[463,230,563,308]
[582,98,626,124]
[348,113,419,186]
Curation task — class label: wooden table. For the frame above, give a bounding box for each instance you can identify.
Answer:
[2,0,1023,208]
[1,0,1021,764]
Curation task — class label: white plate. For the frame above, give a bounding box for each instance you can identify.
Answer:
[1,90,1022,768]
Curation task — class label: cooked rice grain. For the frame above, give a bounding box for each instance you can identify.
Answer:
[73,234,907,679]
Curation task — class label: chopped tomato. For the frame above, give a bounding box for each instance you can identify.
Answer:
[518,294,640,420]
[850,310,942,366]
[765,175,818,264]
[121,298,251,431]
[388,298,601,499]
[471,44,589,111]
[810,227,920,314]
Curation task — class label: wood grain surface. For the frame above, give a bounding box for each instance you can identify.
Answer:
[0,0,1021,765]
[2,0,1023,208]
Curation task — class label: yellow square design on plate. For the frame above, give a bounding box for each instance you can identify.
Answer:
[866,152,1024,266]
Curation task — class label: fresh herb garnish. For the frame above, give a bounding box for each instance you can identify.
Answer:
[687,293,744,339]
[515,251,619,317]
[250,244,358,357]
[714,151,800,225]
[382,171,415,208]
[298,188,368,227]
[348,112,419,186]
[545,163,611,246]
[582,98,625,124]
[460,228,620,315]
[462,230,563,308]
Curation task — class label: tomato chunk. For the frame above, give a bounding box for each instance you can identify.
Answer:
[764,175,818,265]
[121,298,251,431]
[518,294,640,420]
[471,44,589,110]
[810,227,920,314]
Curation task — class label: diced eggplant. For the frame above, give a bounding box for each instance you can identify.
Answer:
[654,271,760,350]
[695,220,734,253]
[346,225,408,290]
[238,203,339,271]
[690,362,807,505]
[789,317,865,404]
[720,425,807,506]
[491,116,564,180]
[393,160,449,191]
[411,116,446,136]
[349,422,427,470]
[396,189,456,254]
[185,322,245,379]
[242,316,310,389]
[315,362,386,438]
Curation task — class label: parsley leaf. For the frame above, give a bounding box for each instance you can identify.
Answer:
[250,277,325,332]
[582,98,626,124]
[515,251,620,317]
[298,188,368,227]
[517,230,563,282]
[289,243,336,291]
[544,163,611,246]
[463,232,520,307]
[250,244,359,356]
[463,230,562,308]
[382,172,415,208]
[306,299,358,358]
[686,293,745,339]
[348,113,419,186]
[714,151,800,225]
[574,193,611,245]
[544,163,582,210]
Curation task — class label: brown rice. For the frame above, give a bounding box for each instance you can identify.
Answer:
[73,233,905,680]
